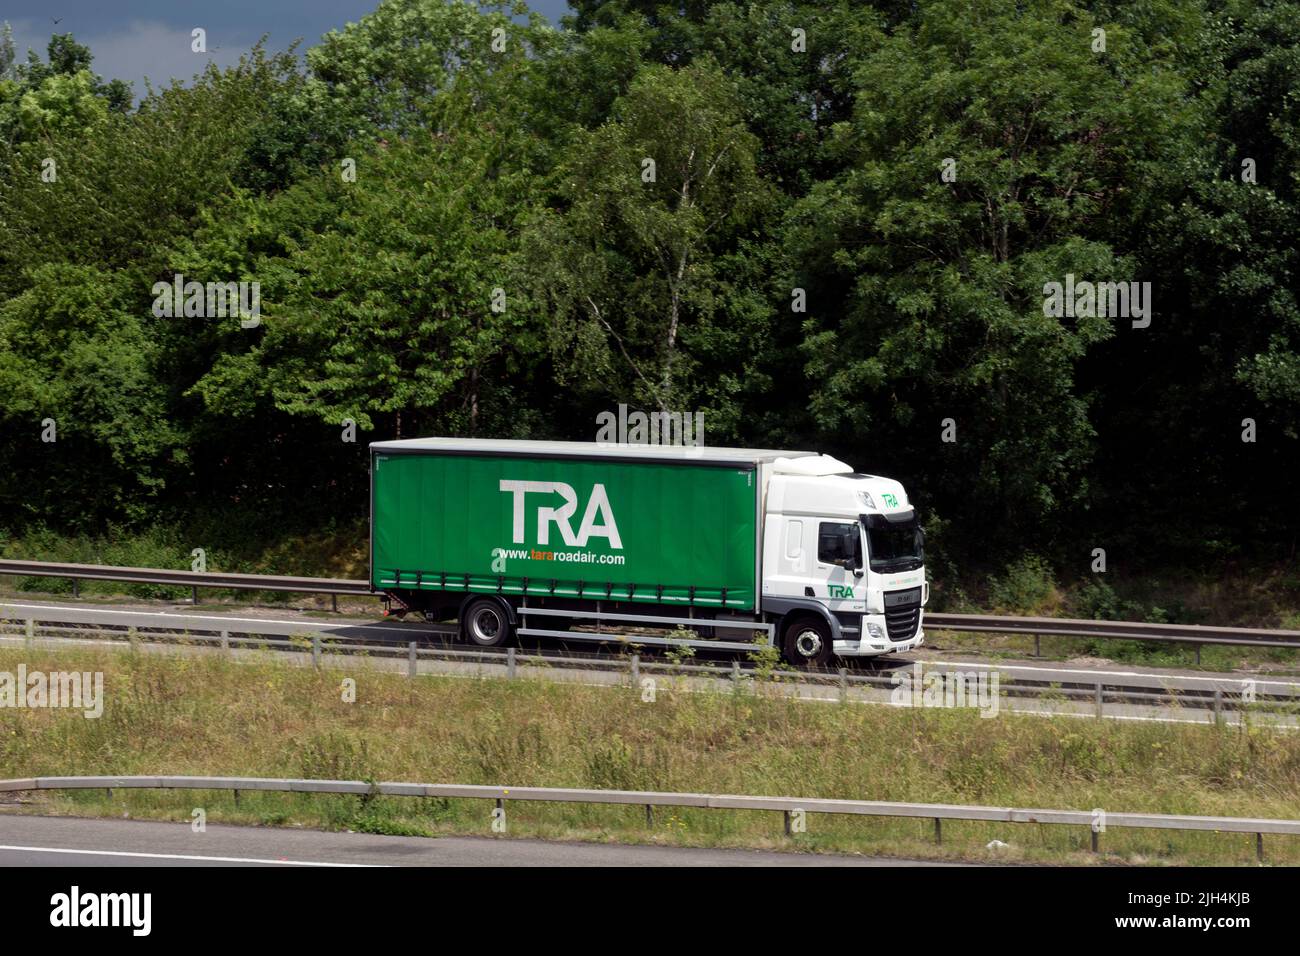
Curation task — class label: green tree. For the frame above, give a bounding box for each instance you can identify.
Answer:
[0,48,318,526]
[1090,0,1300,557]
[0,22,16,79]
[305,0,553,137]
[528,59,774,423]
[787,0,1195,546]
[0,265,180,525]
[188,96,548,440]
[0,48,303,297]
[14,69,108,138]
[0,33,131,145]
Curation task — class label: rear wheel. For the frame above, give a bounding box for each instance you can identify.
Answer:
[462,598,513,648]
[781,615,833,668]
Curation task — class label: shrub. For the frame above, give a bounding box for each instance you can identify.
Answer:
[988,555,1056,612]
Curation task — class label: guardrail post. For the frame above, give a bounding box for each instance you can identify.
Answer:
[646,805,654,827]
[332,594,339,614]
[1090,828,1100,854]
[233,789,240,806]
[783,810,793,837]
[407,641,417,678]
[220,630,229,654]
[838,667,848,702]
[25,617,33,646]
[507,646,517,679]
[1256,832,1264,863]
[934,818,942,845]
[630,654,640,685]
[1094,682,1103,718]
[192,586,199,605]
[1213,689,1223,724]
[732,660,741,684]
[1034,634,1040,658]
[71,578,79,599]
[1195,645,1201,666]
[312,634,321,668]
[127,627,138,651]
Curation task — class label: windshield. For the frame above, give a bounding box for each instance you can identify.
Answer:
[865,521,924,573]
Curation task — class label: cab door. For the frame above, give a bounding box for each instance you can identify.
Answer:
[816,520,867,617]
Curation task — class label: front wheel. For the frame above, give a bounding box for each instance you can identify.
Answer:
[781,616,833,668]
[462,598,514,648]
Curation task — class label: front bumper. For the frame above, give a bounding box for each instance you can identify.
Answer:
[834,633,924,657]
[832,629,925,658]
[834,612,925,657]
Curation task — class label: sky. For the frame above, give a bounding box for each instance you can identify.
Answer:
[3,1,573,94]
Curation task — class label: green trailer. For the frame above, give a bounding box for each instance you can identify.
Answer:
[370,438,787,612]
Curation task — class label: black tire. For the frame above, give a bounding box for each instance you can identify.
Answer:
[461,598,514,648]
[781,615,833,668]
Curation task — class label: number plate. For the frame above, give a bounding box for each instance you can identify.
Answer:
[884,587,922,608]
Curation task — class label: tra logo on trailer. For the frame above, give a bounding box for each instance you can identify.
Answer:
[499,481,623,548]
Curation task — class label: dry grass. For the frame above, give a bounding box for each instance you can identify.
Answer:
[1,644,1299,864]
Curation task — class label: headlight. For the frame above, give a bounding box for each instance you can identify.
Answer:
[859,491,876,509]
[866,623,886,640]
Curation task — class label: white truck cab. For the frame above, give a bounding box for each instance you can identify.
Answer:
[761,455,927,664]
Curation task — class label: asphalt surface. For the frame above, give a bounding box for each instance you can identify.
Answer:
[4,594,1292,682]
[0,815,951,866]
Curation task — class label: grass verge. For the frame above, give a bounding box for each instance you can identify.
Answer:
[1,644,1298,864]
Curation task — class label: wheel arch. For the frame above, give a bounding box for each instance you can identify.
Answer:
[761,597,843,643]
[458,593,517,626]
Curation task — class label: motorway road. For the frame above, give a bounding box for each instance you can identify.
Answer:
[2,595,1284,681]
[0,815,954,866]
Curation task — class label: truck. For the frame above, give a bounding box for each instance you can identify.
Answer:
[369,437,927,666]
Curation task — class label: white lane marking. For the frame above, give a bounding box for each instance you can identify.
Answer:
[0,844,380,866]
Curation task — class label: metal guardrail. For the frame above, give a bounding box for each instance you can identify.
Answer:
[0,775,1294,859]
[2,606,1297,724]
[0,560,371,606]
[3,559,1300,652]
[928,612,1300,651]
[0,602,449,642]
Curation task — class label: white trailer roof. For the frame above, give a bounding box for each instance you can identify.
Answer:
[369,437,821,466]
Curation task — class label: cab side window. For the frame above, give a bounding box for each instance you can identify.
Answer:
[818,522,861,567]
